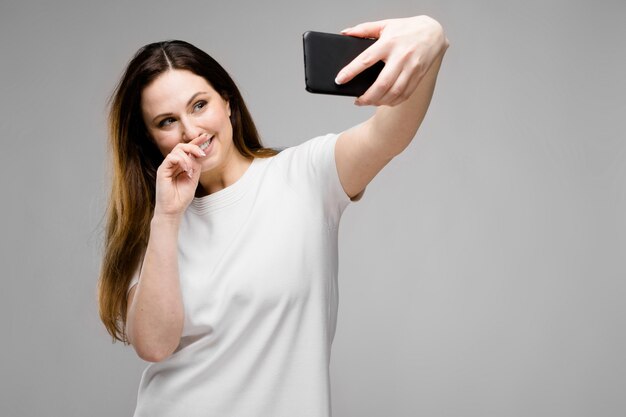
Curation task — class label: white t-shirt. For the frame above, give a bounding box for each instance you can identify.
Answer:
[128,132,362,417]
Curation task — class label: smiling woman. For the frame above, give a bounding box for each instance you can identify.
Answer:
[140,69,253,197]
[98,14,448,417]
[98,40,279,351]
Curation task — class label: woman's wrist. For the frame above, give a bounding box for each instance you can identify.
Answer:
[151,212,182,229]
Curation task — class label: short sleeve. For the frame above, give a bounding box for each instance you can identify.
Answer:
[278,132,364,227]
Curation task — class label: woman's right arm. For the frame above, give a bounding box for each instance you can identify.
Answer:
[126,214,184,362]
[125,136,207,362]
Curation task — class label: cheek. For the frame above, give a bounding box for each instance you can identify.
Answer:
[151,133,179,156]
[204,106,231,127]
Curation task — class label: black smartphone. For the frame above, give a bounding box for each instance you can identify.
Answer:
[302,31,385,97]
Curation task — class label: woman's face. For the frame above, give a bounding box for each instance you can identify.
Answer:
[140,69,237,174]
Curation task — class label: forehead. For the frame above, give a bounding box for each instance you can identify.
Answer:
[141,69,216,115]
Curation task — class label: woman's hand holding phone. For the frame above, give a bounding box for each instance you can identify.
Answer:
[336,15,449,107]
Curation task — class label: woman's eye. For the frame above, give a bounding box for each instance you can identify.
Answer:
[159,117,175,128]
[193,100,207,112]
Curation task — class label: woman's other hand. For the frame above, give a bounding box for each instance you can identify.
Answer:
[335,15,450,107]
[154,134,207,218]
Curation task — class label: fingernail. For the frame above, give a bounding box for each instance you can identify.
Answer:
[200,150,206,157]
[341,27,352,33]
[187,169,193,179]
[335,72,346,85]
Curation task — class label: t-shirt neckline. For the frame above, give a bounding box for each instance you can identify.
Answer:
[189,157,260,215]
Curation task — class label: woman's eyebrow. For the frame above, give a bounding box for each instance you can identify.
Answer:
[152,91,209,123]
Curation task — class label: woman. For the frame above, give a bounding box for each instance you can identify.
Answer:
[98,14,449,417]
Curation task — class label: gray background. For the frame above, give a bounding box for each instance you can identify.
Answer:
[1,0,624,416]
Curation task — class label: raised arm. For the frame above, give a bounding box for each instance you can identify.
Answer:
[334,15,450,199]
[126,139,207,362]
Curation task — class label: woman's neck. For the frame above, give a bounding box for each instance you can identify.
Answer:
[195,154,253,197]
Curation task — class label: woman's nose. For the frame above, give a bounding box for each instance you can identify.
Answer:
[180,120,203,142]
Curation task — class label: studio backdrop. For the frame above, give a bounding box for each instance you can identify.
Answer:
[1,0,624,416]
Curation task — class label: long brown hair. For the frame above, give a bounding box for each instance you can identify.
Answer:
[98,40,278,343]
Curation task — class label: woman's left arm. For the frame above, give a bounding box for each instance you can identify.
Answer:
[335,15,450,199]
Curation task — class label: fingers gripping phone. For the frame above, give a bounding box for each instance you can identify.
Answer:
[303,31,385,97]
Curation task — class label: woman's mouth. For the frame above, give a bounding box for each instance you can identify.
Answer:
[199,135,214,152]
